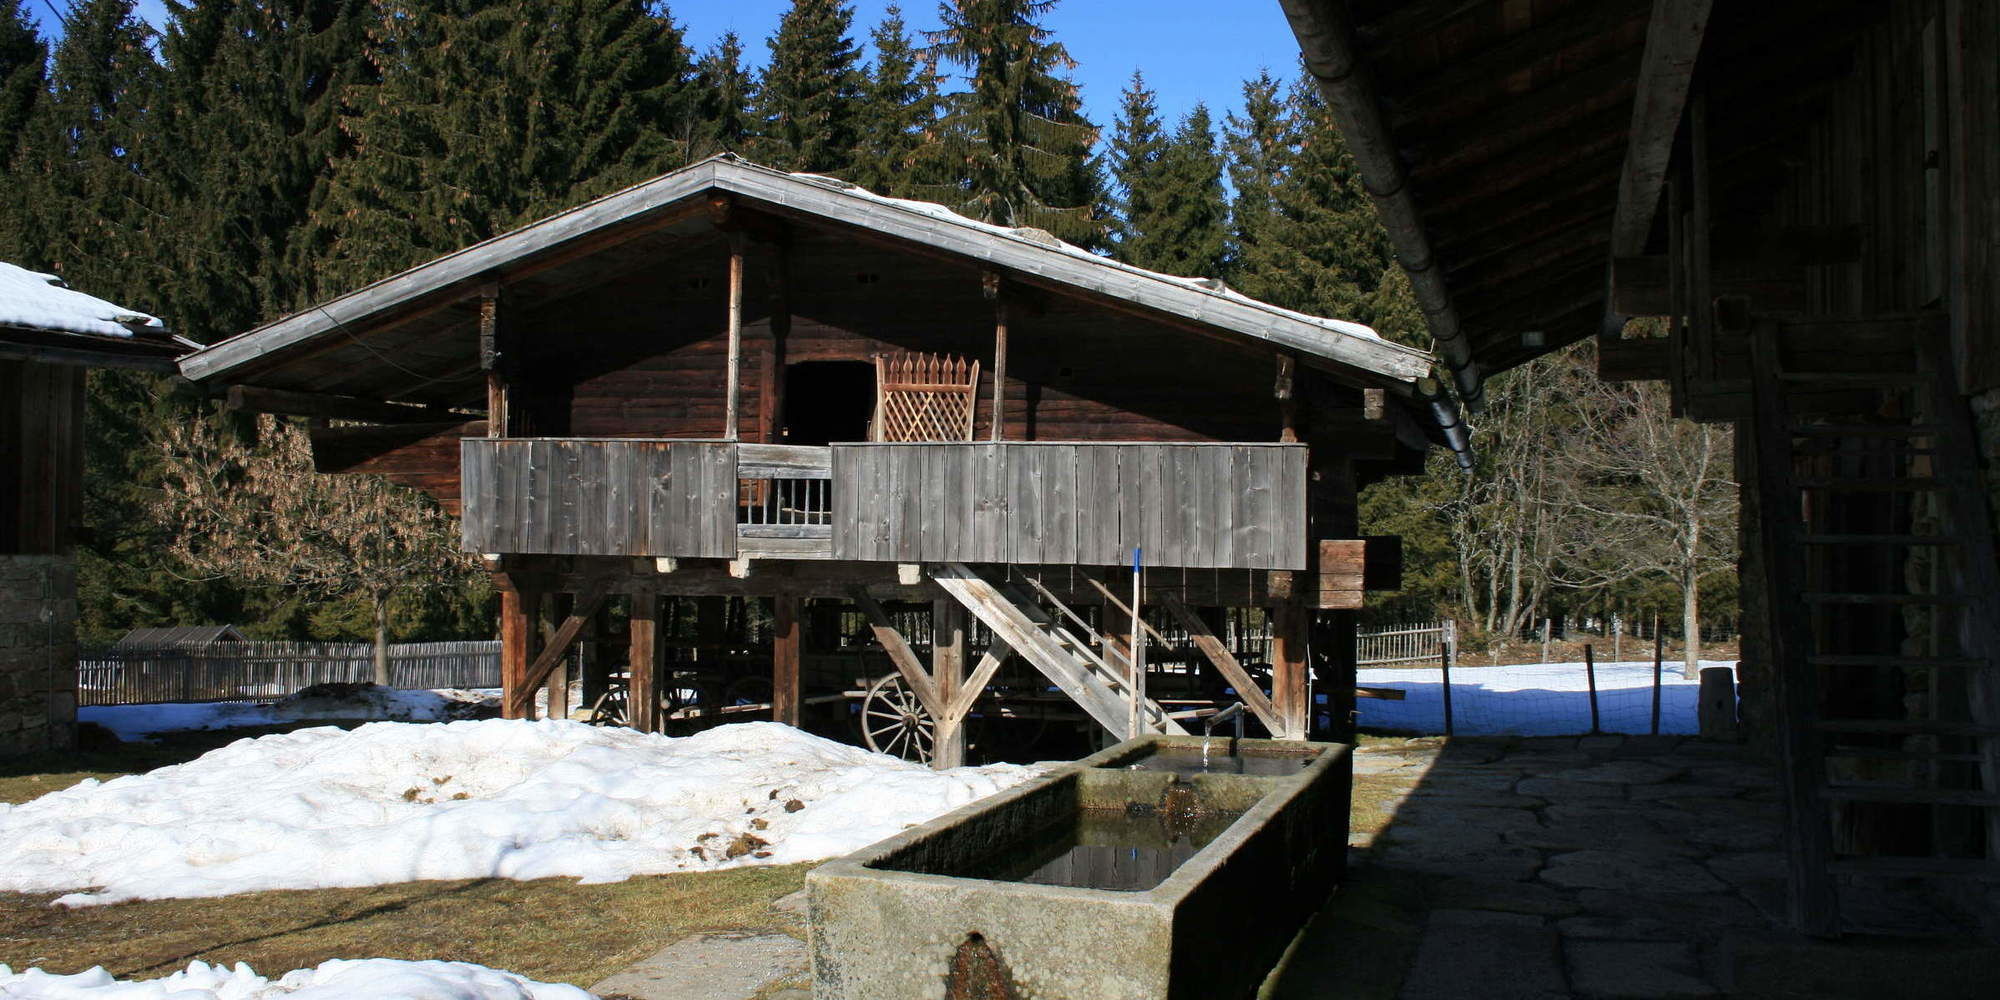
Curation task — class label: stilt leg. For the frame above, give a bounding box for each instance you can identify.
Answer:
[628,591,658,733]
[773,593,802,727]
[1272,602,1310,740]
[933,599,967,769]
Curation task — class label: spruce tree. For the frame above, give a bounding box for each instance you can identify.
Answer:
[695,31,757,156]
[848,4,938,196]
[0,1,43,168]
[919,0,1101,244]
[1105,70,1164,261]
[750,0,863,174]
[1140,103,1228,278]
[1222,70,1287,283]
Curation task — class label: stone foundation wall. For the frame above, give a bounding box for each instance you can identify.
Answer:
[0,554,77,754]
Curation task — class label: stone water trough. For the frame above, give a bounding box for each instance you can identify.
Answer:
[807,734,1352,999]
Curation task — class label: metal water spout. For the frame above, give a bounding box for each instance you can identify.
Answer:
[1205,702,1248,741]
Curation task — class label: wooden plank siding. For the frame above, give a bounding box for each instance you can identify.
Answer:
[830,443,1307,570]
[0,359,84,555]
[460,439,737,557]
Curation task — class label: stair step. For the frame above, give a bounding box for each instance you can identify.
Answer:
[1828,856,2000,877]
[1799,534,1960,546]
[1821,787,2000,807]
[1808,655,1989,669]
[1793,477,1941,491]
[1802,592,1966,606]
[1817,719,2000,736]
[1790,424,1947,437]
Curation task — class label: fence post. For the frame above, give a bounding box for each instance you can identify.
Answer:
[1540,618,1552,666]
[1613,615,1623,664]
[1583,643,1601,735]
[1439,630,1455,737]
[1651,626,1665,736]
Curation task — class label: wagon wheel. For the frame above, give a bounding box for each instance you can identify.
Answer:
[585,677,629,727]
[860,673,935,764]
[723,675,775,719]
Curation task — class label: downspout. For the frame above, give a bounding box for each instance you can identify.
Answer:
[1417,377,1474,471]
[1280,0,1485,411]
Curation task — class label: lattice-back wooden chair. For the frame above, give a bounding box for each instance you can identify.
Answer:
[872,352,980,442]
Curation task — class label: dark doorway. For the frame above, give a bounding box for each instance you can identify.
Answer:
[784,361,875,445]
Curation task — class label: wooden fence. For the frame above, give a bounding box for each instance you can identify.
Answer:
[1357,620,1456,667]
[77,640,502,706]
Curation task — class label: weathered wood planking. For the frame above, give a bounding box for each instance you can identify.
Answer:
[830,443,1306,570]
[461,439,736,557]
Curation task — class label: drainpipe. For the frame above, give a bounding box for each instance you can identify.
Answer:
[1280,0,1485,411]
[1417,377,1474,472]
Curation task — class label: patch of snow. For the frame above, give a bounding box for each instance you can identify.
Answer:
[786,170,1384,343]
[0,261,163,339]
[0,958,589,999]
[1349,660,1735,737]
[79,686,493,742]
[0,720,1041,906]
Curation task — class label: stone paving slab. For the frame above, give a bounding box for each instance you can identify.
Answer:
[589,932,807,1000]
[1565,941,1717,998]
[1397,910,1568,1000]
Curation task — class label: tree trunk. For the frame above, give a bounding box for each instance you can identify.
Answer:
[372,592,393,688]
[1681,562,1701,680]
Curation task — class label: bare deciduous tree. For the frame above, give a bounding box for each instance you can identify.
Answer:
[155,412,472,685]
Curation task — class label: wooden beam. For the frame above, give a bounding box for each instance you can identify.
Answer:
[932,598,967,768]
[1275,353,1298,443]
[225,385,468,425]
[724,231,745,441]
[1610,0,1714,258]
[499,587,541,720]
[1159,595,1284,736]
[627,590,658,733]
[478,288,508,439]
[509,583,610,717]
[772,593,802,727]
[1270,603,1310,740]
[947,639,1013,724]
[849,588,944,716]
[987,273,1008,441]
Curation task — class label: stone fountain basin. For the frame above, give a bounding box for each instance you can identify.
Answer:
[806,735,1352,1000]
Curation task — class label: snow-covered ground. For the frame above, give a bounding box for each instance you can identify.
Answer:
[0,958,588,999]
[1351,660,1734,736]
[0,720,1039,906]
[79,686,494,741]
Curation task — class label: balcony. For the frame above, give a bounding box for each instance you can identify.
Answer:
[459,439,1307,571]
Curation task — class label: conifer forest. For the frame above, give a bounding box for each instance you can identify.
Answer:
[0,0,1735,653]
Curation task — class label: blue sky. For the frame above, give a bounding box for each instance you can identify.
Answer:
[31,0,1305,130]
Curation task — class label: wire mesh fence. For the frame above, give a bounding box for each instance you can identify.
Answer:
[77,640,502,706]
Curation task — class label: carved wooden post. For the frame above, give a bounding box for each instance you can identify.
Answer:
[724,231,746,441]
[933,599,967,768]
[985,272,1007,440]
[772,593,803,727]
[478,284,509,438]
[627,590,658,733]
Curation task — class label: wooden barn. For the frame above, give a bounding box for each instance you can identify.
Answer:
[1281,0,2000,935]
[177,155,1450,767]
[0,262,188,754]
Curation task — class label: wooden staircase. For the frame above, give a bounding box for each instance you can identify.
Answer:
[929,562,1188,739]
[1747,315,2000,936]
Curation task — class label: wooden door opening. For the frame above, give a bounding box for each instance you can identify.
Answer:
[783,361,876,445]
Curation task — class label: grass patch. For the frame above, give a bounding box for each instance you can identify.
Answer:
[1261,866,1426,1000]
[0,867,809,989]
[0,724,809,989]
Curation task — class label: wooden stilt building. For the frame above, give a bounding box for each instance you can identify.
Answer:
[1281,0,2000,936]
[178,156,1449,766]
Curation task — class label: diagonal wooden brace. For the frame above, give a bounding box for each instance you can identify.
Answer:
[509,582,610,718]
[944,639,1013,724]
[1159,594,1285,736]
[849,588,946,717]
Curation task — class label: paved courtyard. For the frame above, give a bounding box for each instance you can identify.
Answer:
[1270,735,2000,1000]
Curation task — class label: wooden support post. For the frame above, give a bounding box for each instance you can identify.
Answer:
[932,599,967,769]
[501,588,542,720]
[627,591,658,733]
[763,240,790,444]
[511,584,609,718]
[850,588,945,715]
[724,231,746,441]
[772,593,803,727]
[1275,353,1298,444]
[546,593,573,720]
[1160,595,1284,736]
[478,286,509,438]
[1271,602,1310,740]
[985,272,1007,441]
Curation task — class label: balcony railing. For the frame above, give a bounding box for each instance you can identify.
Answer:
[461,439,1306,570]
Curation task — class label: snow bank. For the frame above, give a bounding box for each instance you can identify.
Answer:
[1351,660,1735,736]
[0,958,588,999]
[0,261,163,338]
[0,720,1039,906]
[79,686,494,741]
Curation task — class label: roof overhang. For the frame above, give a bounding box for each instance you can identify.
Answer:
[181,156,1436,394]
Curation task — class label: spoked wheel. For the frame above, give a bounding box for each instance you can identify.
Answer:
[585,676,630,727]
[723,675,775,719]
[860,673,935,764]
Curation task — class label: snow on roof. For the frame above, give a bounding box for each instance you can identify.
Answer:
[788,170,1382,342]
[0,261,165,339]
[0,719,1040,906]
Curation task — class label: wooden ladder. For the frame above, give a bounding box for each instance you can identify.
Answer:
[1747,316,2000,936]
[929,562,1187,739]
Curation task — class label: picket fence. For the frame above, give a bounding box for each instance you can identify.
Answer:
[77,640,502,706]
[1356,619,1457,667]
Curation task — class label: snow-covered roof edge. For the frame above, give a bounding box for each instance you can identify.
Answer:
[0,262,167,339]
[182,154,1434,388]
